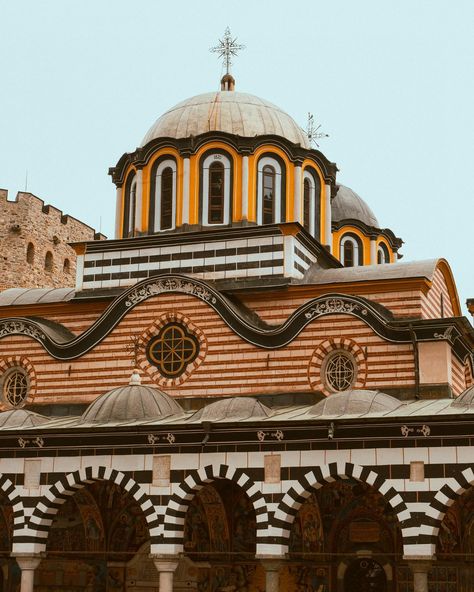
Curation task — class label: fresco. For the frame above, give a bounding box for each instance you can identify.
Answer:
[34,481,149,591]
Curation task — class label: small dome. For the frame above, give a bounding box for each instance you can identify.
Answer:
[0,409,50,429]
[81,371,183,424]
[309,389,402,417]
[191,397,272,422]
[141,91,310,148]
[332,185,379,228]
[451,385,474,408]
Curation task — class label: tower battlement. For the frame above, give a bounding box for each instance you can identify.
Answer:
[0,188,106,291]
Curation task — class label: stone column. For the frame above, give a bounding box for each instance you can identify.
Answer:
[408,560,431,592]
[115,185,123,238]
[370,238,377,264]
[182,157,190,225]
[293,165,302,224]
[151,555,179,592]
[260,557,283,592]
[15,555,42,592]
[324,183,332,252]
[135,168,143,233]
[241,155,249,221]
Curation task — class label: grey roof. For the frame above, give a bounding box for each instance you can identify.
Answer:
[0,287,75,307]
[141,91,310,148]
[0,409,50,429]
[303,259,440,286]
[332,184,379,227]
[80,371,183,424]
[189,397,273,422]
[309,390,403,417]
[451,385,474,407]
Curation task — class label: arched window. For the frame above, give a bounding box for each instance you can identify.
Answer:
[262,165,276,224]
[149,159,177,233]
[201,153,232,226]
[122,172,137,238]
[26,242,35,265]
[340,234,363,267]
[208,162,225,224]
[303,178,311,231]
[302,169,321,238]
[45,251,53,272]
[63,258,71,274]
[377,243,390,264]
[257,156,284,225]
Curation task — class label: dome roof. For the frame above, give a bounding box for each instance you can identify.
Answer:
[191,396,272,422]
[81,371,183,424]
[332,184,379,228]
[309,389,403,417]
[451,385,474,408]
[141,91,310,148]
[0,409,50,429]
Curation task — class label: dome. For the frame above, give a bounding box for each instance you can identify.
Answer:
[191,397,272,422]
[309,389,403,417]
[0,409,50,429]
[141,90,310,148]
[81,371,183,424]
[451,385,474,408]
[332,185,379,228]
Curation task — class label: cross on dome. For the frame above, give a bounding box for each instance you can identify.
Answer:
[210,27,245,76]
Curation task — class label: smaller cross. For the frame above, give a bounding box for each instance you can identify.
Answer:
[306,112,329,148]
[210,27,245,75]
[127,334,141,368]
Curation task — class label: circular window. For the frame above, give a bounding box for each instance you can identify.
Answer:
[323,351,356,392]
[146,323,200,378]
[1,368,29,407]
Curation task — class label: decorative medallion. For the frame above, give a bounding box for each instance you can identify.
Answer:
[146,323,200,379]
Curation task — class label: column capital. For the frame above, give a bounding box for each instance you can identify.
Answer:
[149,554,180,572]
[13,554,43,570]
[257,554,284,571]
[403,555,434,570]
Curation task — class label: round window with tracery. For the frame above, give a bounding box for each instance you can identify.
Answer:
[146,323,200,378]
[2,368,29,407]
[323,351,356,392]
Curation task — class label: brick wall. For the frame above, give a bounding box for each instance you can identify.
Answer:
[0,189,105,290]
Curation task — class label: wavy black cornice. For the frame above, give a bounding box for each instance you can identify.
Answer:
[0,275,471,363]
[108,131,338,187]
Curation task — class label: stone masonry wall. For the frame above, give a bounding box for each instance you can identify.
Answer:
[0,189,105,290]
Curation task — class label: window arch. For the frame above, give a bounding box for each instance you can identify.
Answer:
[26,242,35,265]
[377,242,390,264]
[302,168,321,239]
[201,152,232,226]
[63,258,71,274]
[257,155,285,225]
[340,234,363,267]
[149,159,177,233]
[45,251,53,272]
[122,172,137,238]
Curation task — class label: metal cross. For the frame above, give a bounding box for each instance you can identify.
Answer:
[306,112,329,148]
[210,27,245,74]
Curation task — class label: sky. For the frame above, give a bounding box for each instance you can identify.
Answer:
[0,0,472,315]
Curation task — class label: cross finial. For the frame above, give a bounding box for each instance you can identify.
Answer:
[306,112,329,148]
[210,27,245,76]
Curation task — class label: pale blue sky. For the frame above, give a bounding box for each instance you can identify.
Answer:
[0,0,472,314]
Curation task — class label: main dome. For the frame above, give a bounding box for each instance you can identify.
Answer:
[141,90,310,148]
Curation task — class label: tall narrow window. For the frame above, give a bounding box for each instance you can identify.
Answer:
[262,165,275,224]
[45,251,53,272]
[160,167,173,230]
[208,162,225,224]
[303,178,311,231]
[122,172,137,238]
[340,235,362,267]
[344,241,355,267]
[377,243,390,264]
[201,152,232,226]
[26,243,35,265]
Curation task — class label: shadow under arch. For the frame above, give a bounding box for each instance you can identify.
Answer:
[25,466,159,554]
[271,461,411,555]
[160,463,269,554]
